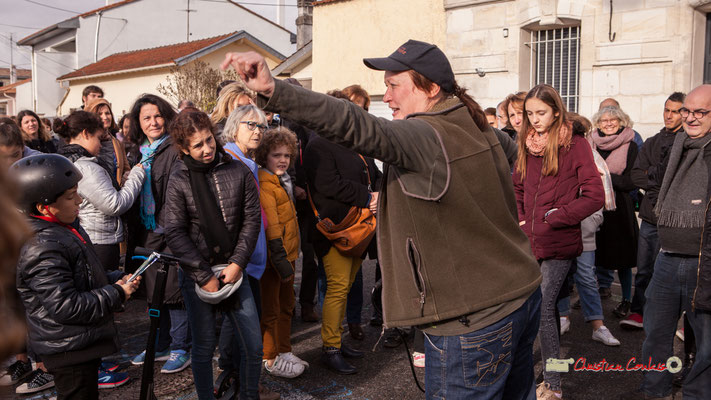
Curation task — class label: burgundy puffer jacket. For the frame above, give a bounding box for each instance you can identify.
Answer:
[513,134,604,260]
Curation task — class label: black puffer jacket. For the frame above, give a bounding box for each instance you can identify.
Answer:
[164,153,261,286]
[631,127,679,224]
[16,218,123,368]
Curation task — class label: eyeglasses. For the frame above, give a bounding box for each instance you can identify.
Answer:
[679,108,711,120]
[599,118,619,125]
[240,121,267,133]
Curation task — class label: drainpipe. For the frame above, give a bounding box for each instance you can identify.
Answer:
[94,11,103,62]
[31,47,37,112]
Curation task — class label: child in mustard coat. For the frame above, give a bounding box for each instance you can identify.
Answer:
[255,127,307,378]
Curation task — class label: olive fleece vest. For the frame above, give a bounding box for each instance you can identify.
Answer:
[379,100,541,328]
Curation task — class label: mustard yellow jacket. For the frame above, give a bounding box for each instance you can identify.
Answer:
[258,168,300,262]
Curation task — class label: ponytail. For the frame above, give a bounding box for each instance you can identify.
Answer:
[453,84,490,132]
[408,71,490,132]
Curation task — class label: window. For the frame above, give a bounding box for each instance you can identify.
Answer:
[529,27,580,112]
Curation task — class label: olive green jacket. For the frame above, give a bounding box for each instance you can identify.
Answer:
[260,80,541,328]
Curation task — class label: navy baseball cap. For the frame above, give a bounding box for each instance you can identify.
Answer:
[363,40,456,93]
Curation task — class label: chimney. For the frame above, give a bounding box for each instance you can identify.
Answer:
[296,0,312,49]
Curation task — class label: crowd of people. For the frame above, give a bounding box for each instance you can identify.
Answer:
[0,39,708,400]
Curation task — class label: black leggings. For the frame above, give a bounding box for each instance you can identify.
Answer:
[48,359,100,400]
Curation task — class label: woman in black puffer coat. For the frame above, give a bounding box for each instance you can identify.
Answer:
[12,154,139,400]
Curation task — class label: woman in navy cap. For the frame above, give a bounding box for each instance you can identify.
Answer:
[221,41,542,399]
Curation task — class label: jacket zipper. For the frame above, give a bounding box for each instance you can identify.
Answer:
[692,198,711,311]
[530,167,544,252]
[407,238,426,317]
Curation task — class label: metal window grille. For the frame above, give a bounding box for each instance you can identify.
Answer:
[529,26,580,112]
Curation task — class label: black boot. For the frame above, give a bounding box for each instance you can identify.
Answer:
[321,347,357,375]
[673,353,695,387]
[340,342,364,358]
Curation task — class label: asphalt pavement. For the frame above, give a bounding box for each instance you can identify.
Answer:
[1,259,687,400]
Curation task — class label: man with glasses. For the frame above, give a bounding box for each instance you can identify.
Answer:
[624,92,686,331]
[624,85,711,400]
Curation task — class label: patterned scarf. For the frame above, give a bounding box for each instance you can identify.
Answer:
[525,121,573,156]
[590,127,635,175]
[139,135,168,230]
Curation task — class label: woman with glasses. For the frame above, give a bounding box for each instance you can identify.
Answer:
[218,105,277,399]
[590,106,639,319]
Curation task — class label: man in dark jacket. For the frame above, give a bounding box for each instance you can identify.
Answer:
[626,85,711,400]
[622,92,686,330]
[222,41,541,399]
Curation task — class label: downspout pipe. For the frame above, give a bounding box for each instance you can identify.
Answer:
[31,47,37,112]
[94,11,103,63]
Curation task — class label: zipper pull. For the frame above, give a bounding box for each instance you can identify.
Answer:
[420,293,426,317]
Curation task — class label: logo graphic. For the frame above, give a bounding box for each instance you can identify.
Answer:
[545,358,575,373]
[545,356,683,373]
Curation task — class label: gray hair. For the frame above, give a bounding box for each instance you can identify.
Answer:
[222,105,268,144]
[591,106,634,129]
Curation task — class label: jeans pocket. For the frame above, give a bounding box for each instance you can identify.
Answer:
[460,321,513,388]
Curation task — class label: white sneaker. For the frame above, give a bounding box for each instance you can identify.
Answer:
[560,317,570,335]
[592,326,620,346]
[263,355,305,378]
[412,352,425,368]
[278,352,309,368]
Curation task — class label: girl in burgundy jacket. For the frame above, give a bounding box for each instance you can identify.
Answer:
[513,84,604,400]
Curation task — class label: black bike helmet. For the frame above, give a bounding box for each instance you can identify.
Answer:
[10,154,82,212]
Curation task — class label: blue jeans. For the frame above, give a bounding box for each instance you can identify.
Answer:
[156,269,191,352]
[423,288,541,400]
[641,252,700,398]
[539,259,571,391]
[557,251,604,322]
[182,275,263,400]
[596,268,633,300]
[684,309,711,399]
[217,276,261,370]
[631,221,660,315]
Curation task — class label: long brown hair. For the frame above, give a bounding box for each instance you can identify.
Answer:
[407,71,489,132]
[17,110,51,143]
[85,98,118,133]
[515,84,568,179]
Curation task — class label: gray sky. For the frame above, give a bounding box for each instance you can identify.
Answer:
[0,0,296,70]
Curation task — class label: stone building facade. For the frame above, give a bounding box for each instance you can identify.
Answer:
[446,0,711,137]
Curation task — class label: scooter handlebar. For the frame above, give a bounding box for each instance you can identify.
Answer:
[133,247,202,270]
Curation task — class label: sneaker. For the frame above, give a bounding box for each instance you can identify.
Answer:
[278,352,309,368]
[100,361,119,372]
[0,360,32,386]
[263,355,305,378]
[560,317,570,335]
[676,327,685,341]
[161,350,191,374]
[613,300,631,318]
[15,369,54,394]
[98,370,129,389]
[412,352,425,368]
[592,326,621,346]
[536,382,562,399]
[620,313,643,330]
[131,349,171,365]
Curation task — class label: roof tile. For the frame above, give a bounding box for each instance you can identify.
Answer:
[58,32,235,80]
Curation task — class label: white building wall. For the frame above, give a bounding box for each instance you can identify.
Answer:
[15,82,33,113]
[445,0,709,139]
[27,0,295,117]
[77,0,295,69]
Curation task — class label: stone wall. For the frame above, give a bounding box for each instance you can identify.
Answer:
[445,0,708,138]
